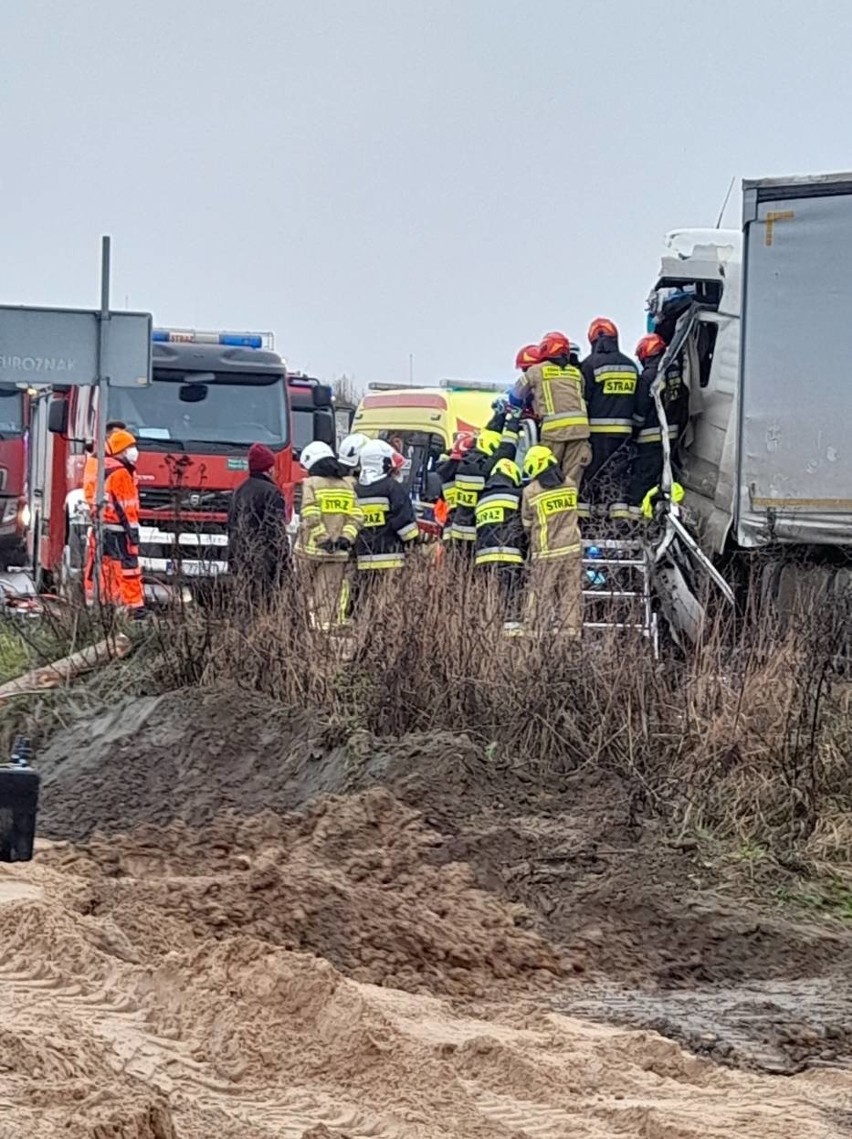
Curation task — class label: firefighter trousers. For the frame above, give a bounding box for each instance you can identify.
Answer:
[524,554,582,634]
[627,442,663,511]
[582,437,631,517]
[545,438,591,489]
[301,559,349,628]
[479,563,523,624]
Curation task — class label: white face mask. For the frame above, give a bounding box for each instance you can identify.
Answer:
[125,446,139,465]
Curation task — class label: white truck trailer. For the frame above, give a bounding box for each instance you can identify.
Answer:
[646,172,852,615]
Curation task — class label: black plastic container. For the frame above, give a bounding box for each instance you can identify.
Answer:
[0,737,39,862]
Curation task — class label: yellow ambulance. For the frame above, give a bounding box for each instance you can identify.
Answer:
[352,380,507,532]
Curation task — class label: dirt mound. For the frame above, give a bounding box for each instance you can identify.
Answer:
[42,787,564,995]
[0,846,849,1139]
[36,688,852,993]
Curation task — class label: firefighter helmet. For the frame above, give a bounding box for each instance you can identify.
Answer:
[514,343,541,370]
[522,445,558,482]
[338,432,370,468]
[476,429,502,457]
[588,317,619,343]
[492,457,521,486]
[300,441,335,472]
[538,331,571,360]
[451,431,476,459]
[635,333,667,362]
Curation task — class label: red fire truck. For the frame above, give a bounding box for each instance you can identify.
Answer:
[27,329,293,590]
[0,385,29,569]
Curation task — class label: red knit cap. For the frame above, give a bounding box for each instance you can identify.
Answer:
[248,443,276,473]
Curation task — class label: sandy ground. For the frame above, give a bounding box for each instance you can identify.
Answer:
[0,815,849,1138]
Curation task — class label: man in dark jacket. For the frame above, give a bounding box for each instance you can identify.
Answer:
[227,442,289,600]
[628,334,688,515]
[474,457,526,624]
[581,317,639,522]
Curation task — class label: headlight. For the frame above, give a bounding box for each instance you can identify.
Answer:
[2,499,19,524]
[18,502,31,528]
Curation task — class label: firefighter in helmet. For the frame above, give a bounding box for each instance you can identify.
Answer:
[510,331,590,488]
[580,317,639,523]
[521,444,582,635]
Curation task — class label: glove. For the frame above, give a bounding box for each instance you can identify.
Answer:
[334,536,352,553]
[491,395,509,415]
[320,538,336,553]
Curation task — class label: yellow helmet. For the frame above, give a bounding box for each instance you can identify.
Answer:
[522,445,557,482]
[476,428,502,457]
[492,457,521,486]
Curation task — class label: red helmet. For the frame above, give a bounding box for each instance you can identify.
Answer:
[515,343,541,370]
[636,333,667,362]
[451,431,476,460]
[538,331,571,360]
[588,317,619,343]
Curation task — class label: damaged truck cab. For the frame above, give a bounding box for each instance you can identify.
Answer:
[648,174,852,571]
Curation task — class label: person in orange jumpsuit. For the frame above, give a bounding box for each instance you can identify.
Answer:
[96,429,145,616]
[82,420,126,602]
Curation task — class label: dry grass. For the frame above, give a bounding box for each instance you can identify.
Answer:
[1,541,847,862]
[144,547,851,857]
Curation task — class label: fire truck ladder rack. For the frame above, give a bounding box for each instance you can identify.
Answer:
[581,538,659,657]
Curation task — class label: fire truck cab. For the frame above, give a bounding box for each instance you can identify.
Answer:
[30,329,293,589]
[0,385,29,569]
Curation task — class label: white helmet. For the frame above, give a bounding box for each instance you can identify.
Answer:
[359,439,401,485]
[338,432,370,469]
[300,441,335,472]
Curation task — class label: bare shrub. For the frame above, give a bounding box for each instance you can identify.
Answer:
[142,544,850,856]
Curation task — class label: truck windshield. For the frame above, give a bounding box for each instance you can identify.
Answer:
[108,371,288,451]
[0,387,24,436]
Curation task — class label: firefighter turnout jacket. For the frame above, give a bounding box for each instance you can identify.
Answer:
[581,336,639,440]
[449,415,519,543]
[521,465,581,561]
[296,459,363,561]
[514,359,589,444]
[354,475,419,570]
[474,469,525,567]
[632,351,686,445]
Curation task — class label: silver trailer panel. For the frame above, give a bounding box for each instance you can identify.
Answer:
[737,175,852,547]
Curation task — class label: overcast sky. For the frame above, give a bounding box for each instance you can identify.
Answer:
[3,0,851,389]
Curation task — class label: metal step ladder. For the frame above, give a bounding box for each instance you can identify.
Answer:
[582,538,659,655]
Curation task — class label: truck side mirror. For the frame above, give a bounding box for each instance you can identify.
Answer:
[47,398,69,435]
[314,412,336,447]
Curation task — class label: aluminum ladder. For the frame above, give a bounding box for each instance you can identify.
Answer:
[582,538,659,655]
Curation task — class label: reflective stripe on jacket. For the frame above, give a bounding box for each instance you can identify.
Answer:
[296,475,363,560]
[474,479,525,567]
[448,414,517,543]
[632,354,686,443]
[515,361,589,443]
[354,476,418,570]
[582,339,639,438]
[521,467,581,562]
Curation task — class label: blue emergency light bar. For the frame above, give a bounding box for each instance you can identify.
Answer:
[152,328,275,350]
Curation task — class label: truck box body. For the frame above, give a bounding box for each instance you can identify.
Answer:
[737,173,852,547]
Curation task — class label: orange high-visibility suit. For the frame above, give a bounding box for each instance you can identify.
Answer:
[100,458,144,611]
[82,453,98,601]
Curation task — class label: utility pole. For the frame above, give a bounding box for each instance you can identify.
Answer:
[93,236,111,606]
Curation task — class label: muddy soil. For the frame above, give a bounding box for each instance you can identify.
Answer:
[38,689,852,995]
[0,819,849,1138]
